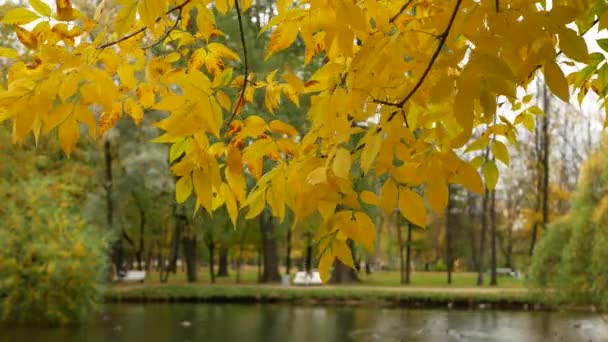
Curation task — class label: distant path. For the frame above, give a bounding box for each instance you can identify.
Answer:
[109,283,528,294]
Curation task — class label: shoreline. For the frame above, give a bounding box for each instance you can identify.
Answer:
[104,284,552,311]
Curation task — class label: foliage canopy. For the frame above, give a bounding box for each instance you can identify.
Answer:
[1,0,606,280]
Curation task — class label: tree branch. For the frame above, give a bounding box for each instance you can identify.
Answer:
[97,0,192,50]
[143,8,183,50]
[227,0,249,125]
[389,0,416,23]
[387,0,463,122]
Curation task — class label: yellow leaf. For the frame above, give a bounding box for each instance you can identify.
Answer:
[176,173,193,203]
[380,178,398,214]
[29,0,52,17]
[56,0,75,21]
[138,0,166,30]
[544,61,569,102]
[398,187,426,227]
[226,145,247,203]
[360,131,382,175]
[451,161,483,195]
[318,251,333,283]
[216,90,231,111]
[193,169,212,213]
[245,189,266,219]
[491,140,510,166]
[332,147,351,179]
[482,160,499,191]
[354,212,375,251]
[215,0,229,14]
[58,118,79,156]
[306,166,327,185]
[558,27,588,63]
[0,47,19,59]
[15,26,38,49]
[136,84,155,108]
[222,183,238,227]
[265,21,299,60]
[332,239,354,268]
[426,179,448,214]
[208,42,240,61]
[242,0,253,11]
[360,191,379,206]
[269,120,297,136]
[2,8,40,25]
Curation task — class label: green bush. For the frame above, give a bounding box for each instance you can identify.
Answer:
[433,259,447,272]
[529,149,608,308]
[0,176,108,324]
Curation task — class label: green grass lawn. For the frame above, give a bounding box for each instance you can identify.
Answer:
[126,266,523,288]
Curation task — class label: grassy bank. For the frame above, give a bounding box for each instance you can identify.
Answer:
[105,270,539,309]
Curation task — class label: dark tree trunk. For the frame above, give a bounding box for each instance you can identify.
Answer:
[467,193,479,272]
[183,234,198,282]
[446,185,453,285]
[330,240,360,283]
[105,139,122,277]
[490,189,498,286]
[396,211,405,284]
[285,226,292,275]
[170,205,186,274]
[207,240,215,284]
[405,222,413,284]
[530,84,550,256]
[477,187,489,286]
[305,232,312,274]
[259,210,281,282]
[131,192,145,271]
[217,247,230,277]
[257,247,262,282]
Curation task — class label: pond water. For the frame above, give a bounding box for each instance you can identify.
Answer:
[1,303,607,342]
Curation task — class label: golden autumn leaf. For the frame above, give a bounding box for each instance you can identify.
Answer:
[332,147,351,179]
[544,60,570,102]
[2,8,40,25]
[265,21,299,60]
[399,187,426,228]
[55,0,75,21]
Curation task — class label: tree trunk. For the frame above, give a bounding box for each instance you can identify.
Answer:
[305,232,313,274]
[467,193,479,272]
[183,234,198,282]
[259,209,281,282]
[132,192,145,271]
[285,226,292,275]
[477,187,489,286]
[330,240,360,283]
[170,205,185,274]
[105,138,122,277]
[446,185,453,285]
[217,247,230,277]
[541,85,550,235]
[208,240,215,284]
[405,222,413,284]
[396,211,405,284]
[490,189,498,286]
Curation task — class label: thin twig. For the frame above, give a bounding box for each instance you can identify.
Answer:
[228,0,249,124]
[143,8,182,49]
[97,0,192,50]
[389,0,416,23]
[386,0,463,121]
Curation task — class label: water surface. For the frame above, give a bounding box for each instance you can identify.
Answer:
[1,303,607,341]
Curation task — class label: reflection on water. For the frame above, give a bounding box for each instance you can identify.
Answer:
[1,303,607,342]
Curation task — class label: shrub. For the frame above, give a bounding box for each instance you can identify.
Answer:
[0,176,108,324]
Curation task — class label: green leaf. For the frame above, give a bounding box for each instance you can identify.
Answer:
[2,8,40,25]
[597,38,608,54]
